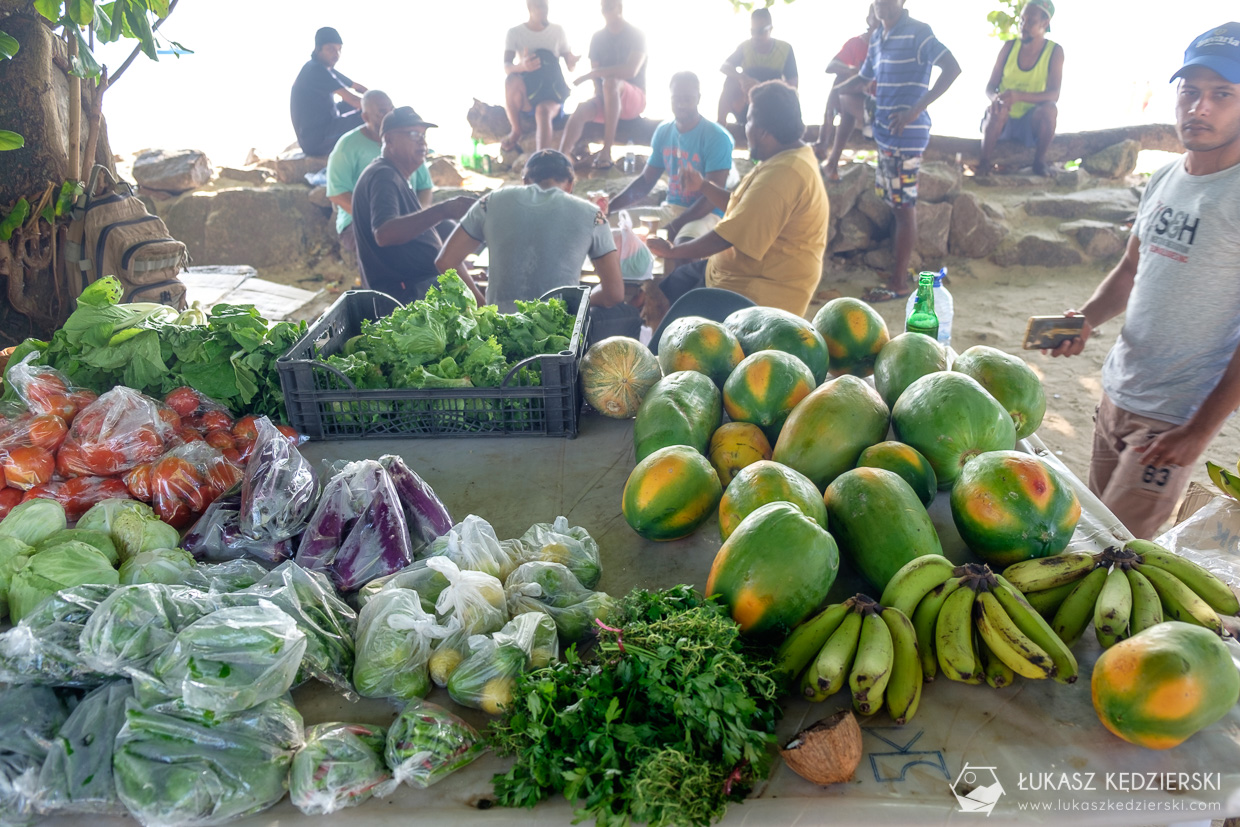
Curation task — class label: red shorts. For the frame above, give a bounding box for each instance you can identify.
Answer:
[590,81,646,122]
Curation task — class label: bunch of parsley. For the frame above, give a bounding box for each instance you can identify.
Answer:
[488,586,780,827]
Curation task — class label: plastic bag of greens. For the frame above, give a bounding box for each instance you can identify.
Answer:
[0,498,66,547]
[428,619,472,688]
[356,559,449,611]
[7,541,119,623]
[182,489,295,564]
[379,454,452,547]
[0,685,68,826]
[295,459,388,572]
[240,417,318,544]
[289,723,395,815]
[384,699,484,789]
[180,559,268,593]
[353,589,441,701]
[113,694,303,827]
[505,561,617,643]
[0,536,35,621]
[35,681,131,815]
[78,584,212,676]
[516,516,602,589]
[35,529,118,566]
[0,583,116,686]
[424,515,518,580]
[447,613,558,713]
[425,556,506,636]
[136,603,307,714]
[117,547,196,586]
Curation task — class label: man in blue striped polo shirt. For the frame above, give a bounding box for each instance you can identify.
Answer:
[837,0,960,302]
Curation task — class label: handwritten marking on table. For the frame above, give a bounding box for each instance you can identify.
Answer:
[865,727,950,783]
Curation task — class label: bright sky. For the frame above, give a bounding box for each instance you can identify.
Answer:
[94,1,1234,166]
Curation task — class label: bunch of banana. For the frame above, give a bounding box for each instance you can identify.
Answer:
[1207,460,1240,501]
[879,556,1079,686]
[773,594,923,724]
[1002,541,1240,648]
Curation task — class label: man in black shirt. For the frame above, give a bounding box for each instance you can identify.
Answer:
[351,107,476,301]
[290,27,369,157]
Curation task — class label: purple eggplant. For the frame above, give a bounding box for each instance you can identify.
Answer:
[183,489,293,565]
[296,460,388,573]
[330,472,414,593]
[241,418,319,542]
[379,455,452,546]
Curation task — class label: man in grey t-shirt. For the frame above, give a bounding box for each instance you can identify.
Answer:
[1047,22,1240,538]
[436,150,629,314]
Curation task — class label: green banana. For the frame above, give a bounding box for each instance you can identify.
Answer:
[1128,539,1240,616]
[879,607,922,725]
[879,555,957,618]
[1094,566,1133,648]
[976,591,1055,679]
[806,609,864,700]
[1207,461,1240,501]
[774,600,854,690]
[1001,551,1098,592]
[849,610,894,716]
[992,576,1079,684]
[976,630,1016,689]
[912,577,963,681]
[1125,567,1164,634]
[1137,563,1224,635]
[1051,565,1109,647]
[1023,580,1080,618]
[935,585,982,684]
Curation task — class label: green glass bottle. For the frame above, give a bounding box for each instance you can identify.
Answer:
[905,272,940,340]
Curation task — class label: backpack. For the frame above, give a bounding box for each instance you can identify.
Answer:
[65,165,189,308]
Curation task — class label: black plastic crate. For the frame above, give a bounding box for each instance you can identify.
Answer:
[277,286,592,439]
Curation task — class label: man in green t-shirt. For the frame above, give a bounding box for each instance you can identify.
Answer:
[326,89,432,275]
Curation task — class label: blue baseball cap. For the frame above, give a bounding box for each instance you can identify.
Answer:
[1171,23,1240,83]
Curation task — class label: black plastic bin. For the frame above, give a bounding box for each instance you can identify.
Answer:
[277,286,592,440]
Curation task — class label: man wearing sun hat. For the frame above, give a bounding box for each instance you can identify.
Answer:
[350,107,477,301]
[977,0,1064,176]
[290,27,371,157]
[1048,23,1240,539]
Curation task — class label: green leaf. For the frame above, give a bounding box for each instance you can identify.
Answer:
[121,2,157,60]
[145,0,169,18]
[95,3,123,43]
[166,39,192,56]
[65,23,102,78]
[0,199,29,240]
[32,0,61,22]
[0,31,19,60]
[67,0,94,26]
[0,130,24,151]
[55,180,83,216]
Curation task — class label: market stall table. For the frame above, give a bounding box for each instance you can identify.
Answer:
[44,415,1240,827]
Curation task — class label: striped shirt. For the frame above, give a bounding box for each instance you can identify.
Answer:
[858,11,949,152]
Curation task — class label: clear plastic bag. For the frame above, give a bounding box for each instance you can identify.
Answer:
[289,722,395,816]
[505,561,617,643]
[379,454,452,547]
[428,619,472,688]
[355,559,449,612]
[78,584,213,676]
[615,209,654,281]
[4,352,94,421]
[136,603,307,714]
[239,417,318,544]
[295,460,389,572]
[447,613,559,713]
[58,387,172,477]
[352,589,442,701]
[495,610,560,669]
[182,488,296,565]
[0,583,117,686]
[0,685,68,826]
[35,681,131,816]
[330,468,414,593]
[517,516,602,589]
[425,556,507,636]
[113,694,304,827]
[425,515,519,580]
[383,699,485,789]
[180,559,268,593]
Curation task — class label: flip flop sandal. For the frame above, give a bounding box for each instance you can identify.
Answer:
[861,286,911,304]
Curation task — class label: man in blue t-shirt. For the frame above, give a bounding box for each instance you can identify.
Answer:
[835,0,960,303]
[607,72,735,244]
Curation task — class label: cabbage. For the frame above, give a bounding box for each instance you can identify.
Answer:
[118,548,197,585]
[112,509,180,563]
[0,499,67,547]
[36,529,119,566]
[74,499,152,535]
[0,537,35,621]
[7,542,119,623]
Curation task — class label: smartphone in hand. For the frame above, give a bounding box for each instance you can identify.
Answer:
[1023,315,1087,350]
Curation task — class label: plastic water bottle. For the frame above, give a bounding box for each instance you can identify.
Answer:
[905,267,953,347]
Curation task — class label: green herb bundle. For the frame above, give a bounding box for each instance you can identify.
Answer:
[489,586,780,827]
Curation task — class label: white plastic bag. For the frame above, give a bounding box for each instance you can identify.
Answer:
[425,556,507,636]
[614,210,654,281]
[425,515,519,580]
[352,589,442,701]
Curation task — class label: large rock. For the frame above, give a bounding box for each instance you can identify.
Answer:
[429,156,466,188]
[307,186,331,209]
[917,161,961,204]
[218,166,272,185]
[830,210,879,254]
[157,185,335,268]
[133,149,211,194]
[855,186,894,234]
[949,192,1009,259]
[272,150,328,185]
[1059,219,1127,259]
[915,200,953,260]
[991,230,1084,268]
[1024,188,1140,222]
[825,163,870,222]
[1081,140,1141,179]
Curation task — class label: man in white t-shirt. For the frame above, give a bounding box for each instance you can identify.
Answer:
[1048,22,1240,538]
[503,0,579,152]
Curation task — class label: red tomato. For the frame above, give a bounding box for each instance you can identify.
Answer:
[151,456,207,513]
[66,388,98,417]
[123,463,154,502]
[125,426,167,466]
[204,429,236,451]
[21,480,63,503]
[0,487,22,518]
[26,414,68,453]
[276,424,303,444]
[56,440,90,478]
[176,427,205,444]
[231,415,260,443]
[221,447,242,464]
[2,446,55,490]
[60,476,130,518]
[165,387,202,418]
[200,411,234,432]
[154,495,193,529]
[203,456,243,495]
[156,407,183,430]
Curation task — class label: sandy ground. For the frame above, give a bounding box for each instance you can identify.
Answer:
[812,258,1240,531]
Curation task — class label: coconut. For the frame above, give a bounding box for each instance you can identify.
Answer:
[779,709,863,786]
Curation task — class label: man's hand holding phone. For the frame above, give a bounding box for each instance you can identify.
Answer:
[1033,311,1092,357]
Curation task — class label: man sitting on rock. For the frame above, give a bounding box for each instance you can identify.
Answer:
[290,27,369,157]
[644,81,828,320]
[559,0,647,170]
[606,72,735,245]
[977,0,1064,177]
[326,91,433,279]
[717,8,799,128]
[813,5,880,180]
[351,107,476,302]
[436,150,632,326]
[502,0,578,153]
